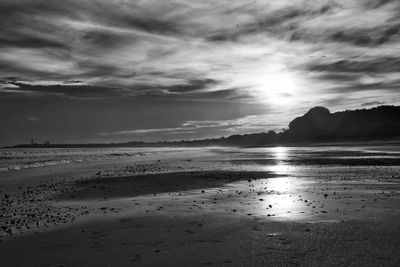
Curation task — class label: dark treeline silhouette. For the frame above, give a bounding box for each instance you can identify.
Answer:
[9,105,400,148]
[282,105,400,142]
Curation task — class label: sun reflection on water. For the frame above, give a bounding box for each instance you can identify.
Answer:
[252,174,308,219]
[272,146,287,160]
[269,146,292,174]
[231,146,310,219]
[258,177,306,219]
[266,177,293,192]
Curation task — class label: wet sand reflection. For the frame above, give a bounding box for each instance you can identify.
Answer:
[250,147,305,219]
[256,177,309,220]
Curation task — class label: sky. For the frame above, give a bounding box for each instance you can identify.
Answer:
[1,0,400,145]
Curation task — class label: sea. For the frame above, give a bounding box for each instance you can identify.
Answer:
[1,144,399,174]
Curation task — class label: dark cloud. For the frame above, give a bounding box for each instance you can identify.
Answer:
[206,7,306,42]
[205,1,399,49]
[185,88,253,101]
[0,78,253,102]
[76,61,124,79]
[362,101,385,107]
[2,82,123,98]
[114,16,182,36]
[320,96,349,107]
[364,0,399,8]
[80,31,138,50]
[314,73,357,83]
[0,61,65,81]
[206,3,339,43]
[330,79,400,93]
[329,23,400,46]
[0,35,68,49]
[309,57,400,73]
[0,1,81,48]
[166,79,218,93]
[309,57,400,93]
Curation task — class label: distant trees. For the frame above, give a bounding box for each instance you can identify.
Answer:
[11,105,400,148]
[282,105,400,142]
[285,106,332,141]
[181,105,400,146]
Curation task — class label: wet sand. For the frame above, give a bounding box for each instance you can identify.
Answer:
[0,146,400,266]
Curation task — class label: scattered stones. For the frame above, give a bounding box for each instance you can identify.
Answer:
[0,179,88,236]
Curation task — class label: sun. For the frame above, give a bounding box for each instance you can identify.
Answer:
[254,72,298,106]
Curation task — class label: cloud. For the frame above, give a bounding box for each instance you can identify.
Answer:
[26,115,38,121]
[0,80,124,98]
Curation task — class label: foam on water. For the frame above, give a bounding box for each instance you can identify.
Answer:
[0,147,192,173]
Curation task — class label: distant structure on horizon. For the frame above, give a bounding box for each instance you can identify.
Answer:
[28,139,50,146]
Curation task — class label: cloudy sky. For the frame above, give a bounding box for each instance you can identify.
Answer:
[1,0,399,145]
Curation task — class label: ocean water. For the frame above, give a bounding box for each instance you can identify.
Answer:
[0,147,196,173]
[1,144,399,174]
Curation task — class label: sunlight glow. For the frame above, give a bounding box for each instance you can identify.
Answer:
[266,177,293,192]
[254,177,307,220]
[272,146,287,160]
[255,72,298,106]
[269,146,291,174]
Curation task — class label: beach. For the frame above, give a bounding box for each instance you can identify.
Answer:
[1,145,399,266]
